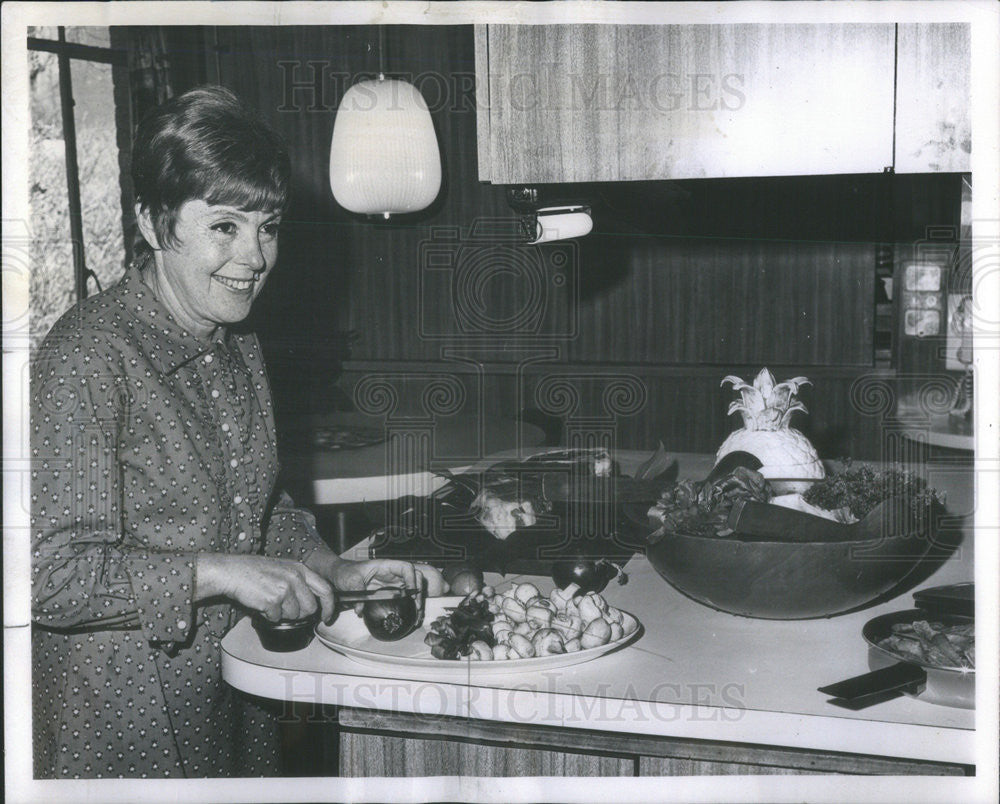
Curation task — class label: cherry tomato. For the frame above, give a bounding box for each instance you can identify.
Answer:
[442,562,484,596]
[448,569,484,596]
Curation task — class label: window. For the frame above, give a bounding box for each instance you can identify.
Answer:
[27,26,129,349]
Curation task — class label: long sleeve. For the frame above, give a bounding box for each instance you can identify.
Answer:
[31,270,297,780]
[261,490,329,562]
[30,330,197,643]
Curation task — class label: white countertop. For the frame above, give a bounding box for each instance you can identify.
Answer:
[222,454,977,765]
[279,412,545,504]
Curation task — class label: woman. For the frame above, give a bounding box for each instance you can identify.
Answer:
[31,85,445,778]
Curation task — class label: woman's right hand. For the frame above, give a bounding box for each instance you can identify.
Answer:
[195,553,336,622]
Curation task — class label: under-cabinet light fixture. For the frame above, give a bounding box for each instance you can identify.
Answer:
[519,205,594,245]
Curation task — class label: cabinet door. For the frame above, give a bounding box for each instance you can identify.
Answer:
[894,23,971,173]
[340,732,634,776]
[338,707,635,777]
[478,24,895,183]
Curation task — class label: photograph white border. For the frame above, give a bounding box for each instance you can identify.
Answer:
[4,2,998,802]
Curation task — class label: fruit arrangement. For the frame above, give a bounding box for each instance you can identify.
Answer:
[647,459,944,541]
[717,368,824,493]
[424,581,638,661]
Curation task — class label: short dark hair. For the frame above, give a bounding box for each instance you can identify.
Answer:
[131,85,291,252]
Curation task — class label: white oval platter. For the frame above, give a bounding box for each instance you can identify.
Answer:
[315,596,642,677]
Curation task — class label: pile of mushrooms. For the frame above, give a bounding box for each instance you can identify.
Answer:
[467,581,637,661]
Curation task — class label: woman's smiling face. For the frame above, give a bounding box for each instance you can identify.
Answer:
[140,199,281,338]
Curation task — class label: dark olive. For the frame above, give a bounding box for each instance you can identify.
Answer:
[362,596,420,641]
[551,557,625,594]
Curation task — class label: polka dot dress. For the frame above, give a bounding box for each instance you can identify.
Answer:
[31,268,326,778]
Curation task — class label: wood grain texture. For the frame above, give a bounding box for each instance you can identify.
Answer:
[340,733,633,777]
[567,237,875,365]
[194,25,963,459]
[205,27,880,367]
[348,234,875,366]
[485,24,895,183]
[336,708,971,777]
[474,24,492,182]
[336,365,893,459]
[638,756,964,777]
[639,757,817,775]
[895,24,972,174]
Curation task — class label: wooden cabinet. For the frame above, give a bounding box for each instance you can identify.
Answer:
[476,24,896,183]
[476,23,971,183]
[336,708,970,777]
[340,733,634,777]
[338,708,634,776]
[894,24,972,173]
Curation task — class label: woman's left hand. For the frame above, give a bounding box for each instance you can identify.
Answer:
[332,558,449,597]
[305,551,449,615]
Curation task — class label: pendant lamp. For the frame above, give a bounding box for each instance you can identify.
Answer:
[329,73,442,218]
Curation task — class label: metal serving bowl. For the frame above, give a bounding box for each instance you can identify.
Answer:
[863,608,974,709]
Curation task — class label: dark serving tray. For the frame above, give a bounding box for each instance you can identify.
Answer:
[369,501,647,575]
[369,448,674,575]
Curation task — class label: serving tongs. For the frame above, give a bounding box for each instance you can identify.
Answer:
[336,586,422,604]
[541,474,676,503]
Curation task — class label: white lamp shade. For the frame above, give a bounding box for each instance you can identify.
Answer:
[329,78,442,216]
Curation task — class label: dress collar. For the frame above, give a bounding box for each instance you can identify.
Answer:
[116,266,230,374]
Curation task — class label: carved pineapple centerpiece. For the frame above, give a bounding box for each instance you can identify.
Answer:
[716,368,824,494]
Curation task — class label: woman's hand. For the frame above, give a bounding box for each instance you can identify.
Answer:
[196,553,336,623]
[305,551,449,615]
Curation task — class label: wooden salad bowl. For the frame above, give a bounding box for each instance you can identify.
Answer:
[644,496,953,619]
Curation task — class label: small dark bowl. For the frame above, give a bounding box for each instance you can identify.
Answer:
[645,516,943,620]
[252,612,319,652]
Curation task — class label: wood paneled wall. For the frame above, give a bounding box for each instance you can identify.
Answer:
[164,25,963,460]
[334,364,900,460]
